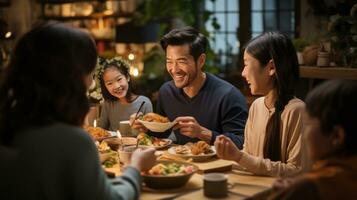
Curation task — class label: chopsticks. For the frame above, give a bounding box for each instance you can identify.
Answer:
[133,101,145,125]
[133,101,145,148]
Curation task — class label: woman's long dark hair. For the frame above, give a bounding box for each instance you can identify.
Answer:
[0,21,97,145]
[99,58,136,103]
[245,32,299,161]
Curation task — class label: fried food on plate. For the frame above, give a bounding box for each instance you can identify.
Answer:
[175,145,191,154]
[142,113,170,123]
[83,125,110,140]
[191,141,212,155]
[158,153,192,162]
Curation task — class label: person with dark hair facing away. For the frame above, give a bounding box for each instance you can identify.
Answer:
[97,57,153,131]
[0,22,156,200]
[131,26,248,148]
[215,32,304,177]
[269,80,357,200]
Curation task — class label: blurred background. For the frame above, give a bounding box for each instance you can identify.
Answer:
[1,0,357,107]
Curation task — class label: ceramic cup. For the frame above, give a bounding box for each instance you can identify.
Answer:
[203,173,228,198]
[119,120,138,137]
[118,146,136,166]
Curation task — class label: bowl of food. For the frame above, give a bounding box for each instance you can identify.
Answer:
[137,133,172,150]
[95,141,119,168]
[142,160,198,189]
[137,113,176,132]
[103,137,137,151]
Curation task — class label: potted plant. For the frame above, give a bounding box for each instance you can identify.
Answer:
[293,38,309,65]
[327,3,357,67]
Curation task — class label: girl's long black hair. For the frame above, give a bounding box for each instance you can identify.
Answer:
[245,32,299,161]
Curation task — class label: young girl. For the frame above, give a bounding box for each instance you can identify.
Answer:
[97,57,153,131]
[215,32,304,177]
[270,80,357,199]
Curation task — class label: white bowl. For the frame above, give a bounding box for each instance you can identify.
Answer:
[137,119,176,132]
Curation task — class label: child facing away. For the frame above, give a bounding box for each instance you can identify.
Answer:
[0,21,156,200]
[269,80,357,200]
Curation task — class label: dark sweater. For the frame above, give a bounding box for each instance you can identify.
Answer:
[0,123,141,200]
[151,73,248,149]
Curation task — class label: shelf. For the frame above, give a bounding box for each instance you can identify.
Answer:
[42,13,131,21]
[38,0,124,5]
[300,66,357,80]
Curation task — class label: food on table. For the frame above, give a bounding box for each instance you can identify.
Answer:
[191,141,212,155]
[174,141,213,155]
[174,145,191,154]
[96,140,111,153]
[83,125,110,140]
[95,141,119,168]
[141,113,170,123]
[137,133,170,147]
[157,153,192,162]
[146,162,194,176]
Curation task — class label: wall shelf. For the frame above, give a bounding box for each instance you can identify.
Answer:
[42,13,131,21]
[300,66,357,80]
[37,0,123,5]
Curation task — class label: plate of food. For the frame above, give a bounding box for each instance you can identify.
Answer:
[102,137,137,151]
[142,160,198,189]
[137,113,176,132]
[83,125,113,141]
[168,141,216,162]
[137,133,172,150]
[95,141,119,168]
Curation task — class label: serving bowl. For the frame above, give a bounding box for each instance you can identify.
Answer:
[142,160,198,189]
[137,119,176,132]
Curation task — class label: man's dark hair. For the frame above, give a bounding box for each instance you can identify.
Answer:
[160,26,208,61]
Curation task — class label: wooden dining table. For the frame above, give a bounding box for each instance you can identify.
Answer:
[105,149,277,200]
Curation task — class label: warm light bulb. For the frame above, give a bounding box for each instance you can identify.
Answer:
[98,18,104,30]
[5,32,11,38]
[93,120,97,127]
[128,53,135,60]
[133,68,139,77]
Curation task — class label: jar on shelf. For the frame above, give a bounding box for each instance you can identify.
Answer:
[317,51,330,67]
[317,43,330,67]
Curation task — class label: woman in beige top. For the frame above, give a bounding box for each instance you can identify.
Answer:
[215,32,304,177]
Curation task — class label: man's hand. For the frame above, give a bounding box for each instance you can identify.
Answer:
[173,116,212,142]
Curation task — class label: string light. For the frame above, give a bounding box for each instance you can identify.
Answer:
[128,53,135,61]
[5,31,11,38]
[133,68,139,77]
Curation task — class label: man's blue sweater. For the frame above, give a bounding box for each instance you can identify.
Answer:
[151,73,248,149]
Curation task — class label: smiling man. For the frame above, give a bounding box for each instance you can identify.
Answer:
[134,27,248,148]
